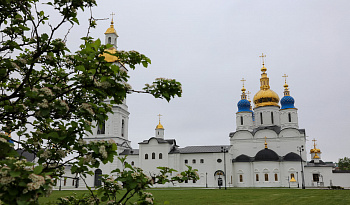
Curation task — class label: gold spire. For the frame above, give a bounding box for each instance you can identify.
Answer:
[240,78,247,100]
[105,12,118,35]
[264,136,268,149]
[155,114,164,129]
[253,53,280,108]
[282,74,290,96]
[247,91,252,110]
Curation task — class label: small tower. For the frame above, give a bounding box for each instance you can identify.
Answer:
[280,74,299,129]
[155,114,165,139]
[236,78,253,131]
[310,139,322,163]
[105,12,119,49]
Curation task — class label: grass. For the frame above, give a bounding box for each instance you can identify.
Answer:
[39,188,350,205]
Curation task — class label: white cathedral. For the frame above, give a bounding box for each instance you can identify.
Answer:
[59,19,350,189]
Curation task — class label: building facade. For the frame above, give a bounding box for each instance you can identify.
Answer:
[57,19,350,189]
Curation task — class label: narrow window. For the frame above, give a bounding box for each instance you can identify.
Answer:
[131,161,134,166]
[200,159,204,163]
[192,159,196,164]
[256,174,259,181]
[193,179,196,183]
[94,169,102,187]
[159,153,162,159]
[239,175,243,182]
[185,159,188,164]
[72,179,75,186]
[288,113,292,122]
[271,112,274,124]
[108,37,111,44]
[240,116,243,125]
[313,174,319,182]
[145,154,148,160]
[274,173,278,181]
[264,174,269,181]
[121,119,125,137]
[97,122,105,134]
[185,180,188,183]
[231,176,232,184]
[64,178,67,186]
[152,152,155,159]
[260,113,263,124]
[158,131,159,135]
[291,173,295,179]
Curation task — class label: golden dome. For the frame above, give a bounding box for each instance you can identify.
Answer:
[253,62,280,108]
[101,47,119,63]
[310,148,315,153]
[105,20,118,35]
[253,89,280,108]
[156,122,164,130]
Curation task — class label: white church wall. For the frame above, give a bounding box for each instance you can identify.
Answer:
[304,166,333,187]
[331,172,350,188]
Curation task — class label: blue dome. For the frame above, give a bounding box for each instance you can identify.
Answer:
[237,99,252,112]
[280,95,295,109]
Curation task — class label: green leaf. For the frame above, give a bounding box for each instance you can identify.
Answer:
[10,171,21,177]
[34,165,44,174]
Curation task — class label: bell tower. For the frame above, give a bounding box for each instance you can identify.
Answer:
[105,12,118,49]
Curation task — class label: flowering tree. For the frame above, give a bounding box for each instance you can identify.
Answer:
[0,0,196,204]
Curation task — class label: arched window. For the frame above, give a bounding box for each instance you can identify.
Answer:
[240,116,243,125]
[108,37,111,44]
[274,173,278,181]
[200,159,204,163]
[97,122,105,134]
[288,113,292,122]
[131,161,134,166]
[145,154,148,160]
[264,173,269,181]
[184,159,188,164]
[256,174,259,181]
[239,175,243,182]
[271,112,274,124]
[94,169,102,187]
[152,152,155,159]
[291,173,295,179]
[121,119,125,137]
[159,153,162,159]
[260,113,263,124]
[192,159,196,164]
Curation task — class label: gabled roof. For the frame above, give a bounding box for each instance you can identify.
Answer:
[178,145,230,154]
[119,149,139,155]
[138,137,176,145]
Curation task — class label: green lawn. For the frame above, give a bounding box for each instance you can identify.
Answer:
[39,188,350,205]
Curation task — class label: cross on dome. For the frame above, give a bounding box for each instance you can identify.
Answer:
[259,53,266,66]
[157,114,162,123]
[110,12,115,24]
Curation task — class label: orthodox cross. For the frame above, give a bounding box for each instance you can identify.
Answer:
[312,138,317,149]
[157,114,162,123]
[240,78,246,88]
[259,53,266,65]
[247,91,251,100]
[282,74,288,84]
[110,12,115,22]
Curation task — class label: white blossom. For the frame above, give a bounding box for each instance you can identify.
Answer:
[99,145,108,159]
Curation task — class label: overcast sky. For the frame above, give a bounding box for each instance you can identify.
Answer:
[63,0,350,162]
